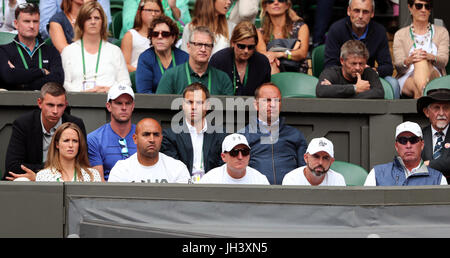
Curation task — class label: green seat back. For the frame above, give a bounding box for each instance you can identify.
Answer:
[380,77,394,100]
[330,160,368,186]
[271,72,318,98]
[423,75,450,96]
[311,44,325,78]
[130,71,136,92]
[111,10,122,39]
[112,38,121,47]
[0,32,16,45]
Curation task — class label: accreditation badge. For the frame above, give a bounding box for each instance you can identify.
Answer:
[82,80,96,91]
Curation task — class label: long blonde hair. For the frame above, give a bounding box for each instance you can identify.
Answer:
[44,122,93,182]
[260,0,302,44]
[190,0,229,40]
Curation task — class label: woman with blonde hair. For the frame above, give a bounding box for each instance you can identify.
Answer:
[180,0,236,55]
[61,1,131,92]
[36,122,102,182]
[121,0,163,72]
[256,0,309,74]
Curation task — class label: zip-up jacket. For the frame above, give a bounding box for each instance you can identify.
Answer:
[239,117,307,185]
[0,35,64,90]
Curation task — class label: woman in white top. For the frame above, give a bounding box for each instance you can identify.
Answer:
[180,0,236,55]
[121,0,162,72]
[61,1,131,92]
[36,122,102,182]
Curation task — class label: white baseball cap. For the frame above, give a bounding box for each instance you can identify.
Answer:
[222,133,250,153]
[107,85,135,102]
[306,137,334,158]
[395,121,423,138]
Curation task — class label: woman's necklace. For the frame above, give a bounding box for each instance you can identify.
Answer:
[411,23,432,48]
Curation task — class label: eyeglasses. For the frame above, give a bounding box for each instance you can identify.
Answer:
[236,43,256,50]
[414,3,431,10]
[118,138,129,158]
[189,41,214,50]
[150,31,172,38]
[142,8,161,14]
[227,148,250,157]
[396,136,422,145]
[264,0,287,4]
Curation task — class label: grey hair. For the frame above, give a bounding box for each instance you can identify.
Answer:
[340,40,369,60]
[189,26,215,44]
[348,0,375,10]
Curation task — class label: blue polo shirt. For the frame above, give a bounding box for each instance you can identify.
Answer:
[87,123,137,181]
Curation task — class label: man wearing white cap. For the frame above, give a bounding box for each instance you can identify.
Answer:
[87,85,137,181]
[282,137,346,186]
[364,121,447,186]
[198,133,269,185]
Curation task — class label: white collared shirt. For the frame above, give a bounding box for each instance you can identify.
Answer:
[41,114,62,162]
[431,125,449,150]
[186,119,207,173]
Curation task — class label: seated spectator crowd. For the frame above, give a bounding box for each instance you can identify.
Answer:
[1,0,450,186]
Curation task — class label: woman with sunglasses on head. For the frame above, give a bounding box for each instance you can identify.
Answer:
[180,0,236,55]
[256,0,309,75]
[36,122,102,182]
[209,21,271,96]
[393,0,449,99]
[135,15,188,93]
[61,1,131,92]
[121,0,162,73]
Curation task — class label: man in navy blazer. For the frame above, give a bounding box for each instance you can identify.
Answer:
[417,88,450,182]
[160,83,226,182]
[3,82,86,180]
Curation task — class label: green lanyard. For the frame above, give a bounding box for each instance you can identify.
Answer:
[232,61,248,94]
[56,168,77,182]
[81,39,103,81]
[156,51,176,75]
[2,0,5,22]
[409,24,434,49]
[16,44,42,70]
[185,62,211,92]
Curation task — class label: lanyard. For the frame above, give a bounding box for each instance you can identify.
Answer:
[185,62,211,92]
[56,168,77,182]
[16,43,42,69]
[156,51,176,75]
[226,0,237,19]
[2,0,5,22]
[409,24,433,49]
[81,39,102,81]
[232,61,248,94]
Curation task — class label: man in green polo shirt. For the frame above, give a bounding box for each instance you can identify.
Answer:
[156,26,234,95]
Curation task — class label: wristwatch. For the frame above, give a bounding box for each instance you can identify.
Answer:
[285,50,292,60]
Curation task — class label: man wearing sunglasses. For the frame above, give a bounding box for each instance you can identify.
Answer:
[198,133,269,185]
[364,121,447,186]
[210,21,271,96]
[87,84,137,181]
[324,0,400,98]
[417,89,450,182]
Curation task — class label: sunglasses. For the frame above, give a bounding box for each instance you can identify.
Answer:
[118,138,129,158]
[227,148,250,157]
[396,136,422,145]
[18,3,36,8]
[236,43,256,50]
[264,0,287,4]
[414,3,431,10]
[189,41,214,49]
[150,31,172,38]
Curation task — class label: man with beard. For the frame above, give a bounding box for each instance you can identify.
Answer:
[316,40,384,99]
[87,85,137,181]
[282,137,346,186]
[108,118,191,184]
[417,89,450,182]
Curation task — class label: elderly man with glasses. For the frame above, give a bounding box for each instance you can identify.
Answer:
[364,121,447,186]
[87,84,137,181]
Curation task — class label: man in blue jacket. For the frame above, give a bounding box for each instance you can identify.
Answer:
[324,0,400,98]
[239,82,308,185]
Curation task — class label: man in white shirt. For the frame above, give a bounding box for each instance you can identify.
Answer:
[108,118,191,184]
[282,137,346,186]
[198,133,269,185]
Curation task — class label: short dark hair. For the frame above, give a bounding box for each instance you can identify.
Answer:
[39,82,66,100]
[182,82,210,99]
[15,2,39,19]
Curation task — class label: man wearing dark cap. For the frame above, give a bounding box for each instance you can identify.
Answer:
[417,88,450,181]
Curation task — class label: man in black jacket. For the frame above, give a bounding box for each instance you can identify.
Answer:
[0,3,63,91]
[417,89,450,183]
[3,82,86,180]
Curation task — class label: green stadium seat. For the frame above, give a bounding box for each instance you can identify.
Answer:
[271,72,318,98]
[330,160,368,186]
[111,10,122,39]
[311,44,325,78]
[423,75,450,96]
[380,77,394,100]
[130,71,136,92]
[0,32,16,45]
